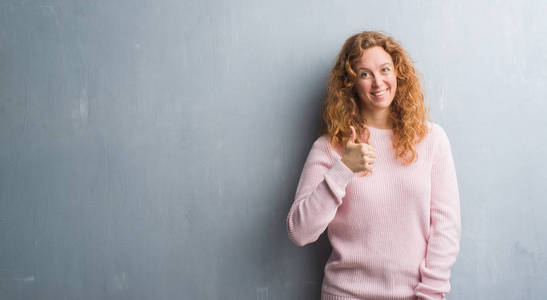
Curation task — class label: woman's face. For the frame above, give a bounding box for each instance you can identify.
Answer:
[353,46,397,112]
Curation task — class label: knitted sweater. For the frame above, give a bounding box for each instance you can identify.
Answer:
[286,121,461,300]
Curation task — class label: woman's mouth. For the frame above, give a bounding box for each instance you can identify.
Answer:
[371,88,388,98]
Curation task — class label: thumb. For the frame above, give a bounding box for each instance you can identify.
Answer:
[347,126,358,145]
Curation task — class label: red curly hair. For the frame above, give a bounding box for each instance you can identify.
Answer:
[320,30,431,176]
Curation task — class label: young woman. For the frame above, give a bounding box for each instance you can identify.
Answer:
[286,31,461,300]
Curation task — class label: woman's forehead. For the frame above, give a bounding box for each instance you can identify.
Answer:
[354,47,394,69]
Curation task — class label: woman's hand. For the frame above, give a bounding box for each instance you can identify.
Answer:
[341,126,376,173]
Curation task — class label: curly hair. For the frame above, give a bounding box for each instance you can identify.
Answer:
[320,30,431,176]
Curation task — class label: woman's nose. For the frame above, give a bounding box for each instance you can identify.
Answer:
[371,75,382,87]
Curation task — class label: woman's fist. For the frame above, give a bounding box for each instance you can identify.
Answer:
[341,126,377,173]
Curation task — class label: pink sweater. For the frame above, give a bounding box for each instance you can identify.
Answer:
[286,121,461,300]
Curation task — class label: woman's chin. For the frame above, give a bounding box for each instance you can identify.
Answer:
[370,99,393,108]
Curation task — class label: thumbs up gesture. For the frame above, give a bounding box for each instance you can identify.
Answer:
[341,126,377,173]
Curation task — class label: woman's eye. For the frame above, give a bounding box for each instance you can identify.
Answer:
[382,67,391,72]
[359,72,368,78]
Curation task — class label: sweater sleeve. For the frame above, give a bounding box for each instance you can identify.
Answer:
[415,125,462,300]
[286,135,356,247]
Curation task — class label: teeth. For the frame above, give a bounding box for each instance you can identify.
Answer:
[372,89,387,96]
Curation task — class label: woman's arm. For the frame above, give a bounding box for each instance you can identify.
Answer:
[286,136,356,247]
[415,125,462,300]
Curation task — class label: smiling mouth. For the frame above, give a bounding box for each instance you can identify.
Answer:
[371,88,388,97]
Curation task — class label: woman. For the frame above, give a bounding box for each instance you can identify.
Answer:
[286,31,461,300]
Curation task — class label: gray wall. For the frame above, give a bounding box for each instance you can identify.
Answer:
[1,0,546,299]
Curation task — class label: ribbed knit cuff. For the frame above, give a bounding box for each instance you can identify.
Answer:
[323,160,356,205]
[321,291,362,300]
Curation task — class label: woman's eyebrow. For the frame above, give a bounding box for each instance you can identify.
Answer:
[357,63,393,70]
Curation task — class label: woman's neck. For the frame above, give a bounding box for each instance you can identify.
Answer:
[360,110,392,129]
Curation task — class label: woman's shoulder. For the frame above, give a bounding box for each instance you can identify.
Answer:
[315,133,335,145]
[425,121,454,160]
[425,120,449,139]
[312,134,345,158]
[427,120,451,139]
